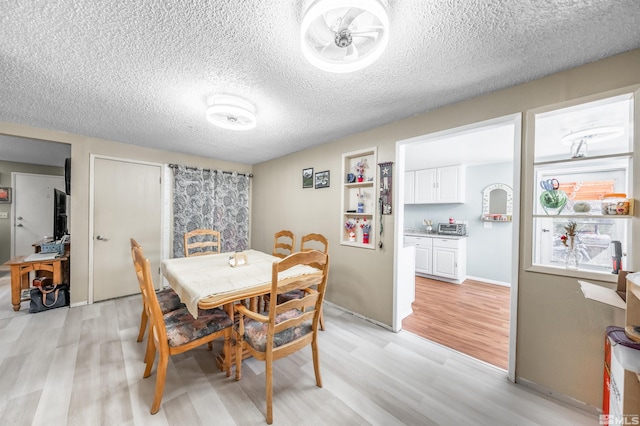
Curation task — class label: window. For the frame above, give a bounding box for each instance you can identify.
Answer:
[531,93,634,275]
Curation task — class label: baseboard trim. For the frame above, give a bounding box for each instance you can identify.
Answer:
[324,300,394,331]
[466,275,511,287]
[516,376,599,415]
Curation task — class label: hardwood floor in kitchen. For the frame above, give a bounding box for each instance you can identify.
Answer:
[402,276,511,370]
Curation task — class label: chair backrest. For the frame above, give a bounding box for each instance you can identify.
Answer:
[132,245,169,348]
[272,230,295,259]
[300,233,328,254]
[265,250,329,349]
[184,229,221,257]
[130,238,144,283]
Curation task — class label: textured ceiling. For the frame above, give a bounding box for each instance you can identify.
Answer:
[1,1,639,166]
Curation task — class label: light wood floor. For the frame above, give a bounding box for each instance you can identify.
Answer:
[402,277,511,370]
[0,273,597,425]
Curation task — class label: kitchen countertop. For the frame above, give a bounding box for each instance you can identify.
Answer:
[404,229,468,239]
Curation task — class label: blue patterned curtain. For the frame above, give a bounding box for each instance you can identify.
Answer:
[172,165,250,257]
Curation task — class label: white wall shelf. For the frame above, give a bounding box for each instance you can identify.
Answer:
[341,147,377,249]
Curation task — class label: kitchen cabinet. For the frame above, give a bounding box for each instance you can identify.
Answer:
[411,165,465,204]
[404,235,432,274]
[341,147,377,249]
[405,234,467,284]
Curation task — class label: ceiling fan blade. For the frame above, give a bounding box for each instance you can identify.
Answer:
[345,44,359,59]
[308,19,337,46]
[350,26,384,37]
[349,31,380,41]
[339,7,365,31]
[321,43,347,61]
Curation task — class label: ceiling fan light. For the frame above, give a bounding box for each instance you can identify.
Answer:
[301,0,389,73]
[206,96,256,131]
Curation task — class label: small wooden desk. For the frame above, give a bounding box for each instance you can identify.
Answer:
[3,254,69,311]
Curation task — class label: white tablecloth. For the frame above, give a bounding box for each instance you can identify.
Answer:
[161,250,317,317]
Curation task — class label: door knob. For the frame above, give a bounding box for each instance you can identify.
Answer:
[17,216,23,220]
[96,235,109,241]
[16,224,23,227]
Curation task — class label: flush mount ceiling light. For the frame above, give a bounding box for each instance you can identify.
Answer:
[301,0,389,73]
[206,96,256,130]
[561,125,624,145]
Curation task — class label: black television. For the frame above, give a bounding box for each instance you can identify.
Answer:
[53,188,68,241]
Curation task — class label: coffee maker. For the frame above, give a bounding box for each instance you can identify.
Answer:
[611,240,622,274]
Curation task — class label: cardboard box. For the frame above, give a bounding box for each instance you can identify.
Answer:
[578,271,634,310]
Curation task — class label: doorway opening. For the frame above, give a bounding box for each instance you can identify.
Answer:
[394,114,521,375]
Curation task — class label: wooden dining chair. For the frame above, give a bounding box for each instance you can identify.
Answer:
[132,245,233,415]
[272,229,295,258]
[130,238,184,343]
[184,229,221,257]
[234,250,329,425]
[276,233,329,330]
[263,230,297,310]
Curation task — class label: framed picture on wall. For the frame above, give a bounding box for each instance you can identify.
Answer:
[0,187,11,203]
[303,167,313,188]
[315,170,330,189]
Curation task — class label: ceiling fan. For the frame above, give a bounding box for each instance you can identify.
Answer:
[300,0,389,73]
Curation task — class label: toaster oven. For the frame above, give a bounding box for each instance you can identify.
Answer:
[437,223,467,236]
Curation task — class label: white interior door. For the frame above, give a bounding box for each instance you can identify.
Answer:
[92,157,162,302]
[12,173,65,257]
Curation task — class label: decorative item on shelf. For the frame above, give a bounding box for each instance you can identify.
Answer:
[539,178,568,215]
[423,219,433,233]
[345,221,357,242]
[572,201,591,213]
[601,193,631,215]
[354,158,369,182]
[346,173,356,183]
[356,190,365,213]
[360,219,371,244]
[560,221,579,270]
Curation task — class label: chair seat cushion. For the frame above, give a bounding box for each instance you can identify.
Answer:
[239,309,312,352]
[276,289,305,304]
[163,307,233,347]
[156,288,185,314]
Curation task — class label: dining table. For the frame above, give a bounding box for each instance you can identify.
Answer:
[160,249,319,368]
[161,249,318,317]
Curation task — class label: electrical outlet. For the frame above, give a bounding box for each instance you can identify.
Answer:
[0,212,8,219]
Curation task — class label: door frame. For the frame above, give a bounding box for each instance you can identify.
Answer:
[393,113,522,382]
[88,154,165,304]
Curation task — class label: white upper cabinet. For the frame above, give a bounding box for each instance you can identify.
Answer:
[410,165,465,204]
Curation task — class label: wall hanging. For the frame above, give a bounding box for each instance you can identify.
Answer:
[378,162,393,214]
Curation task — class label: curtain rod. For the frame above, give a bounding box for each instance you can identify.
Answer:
[168,163,253,178]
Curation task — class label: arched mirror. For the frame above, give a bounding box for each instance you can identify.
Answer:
[481,183,513,221]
